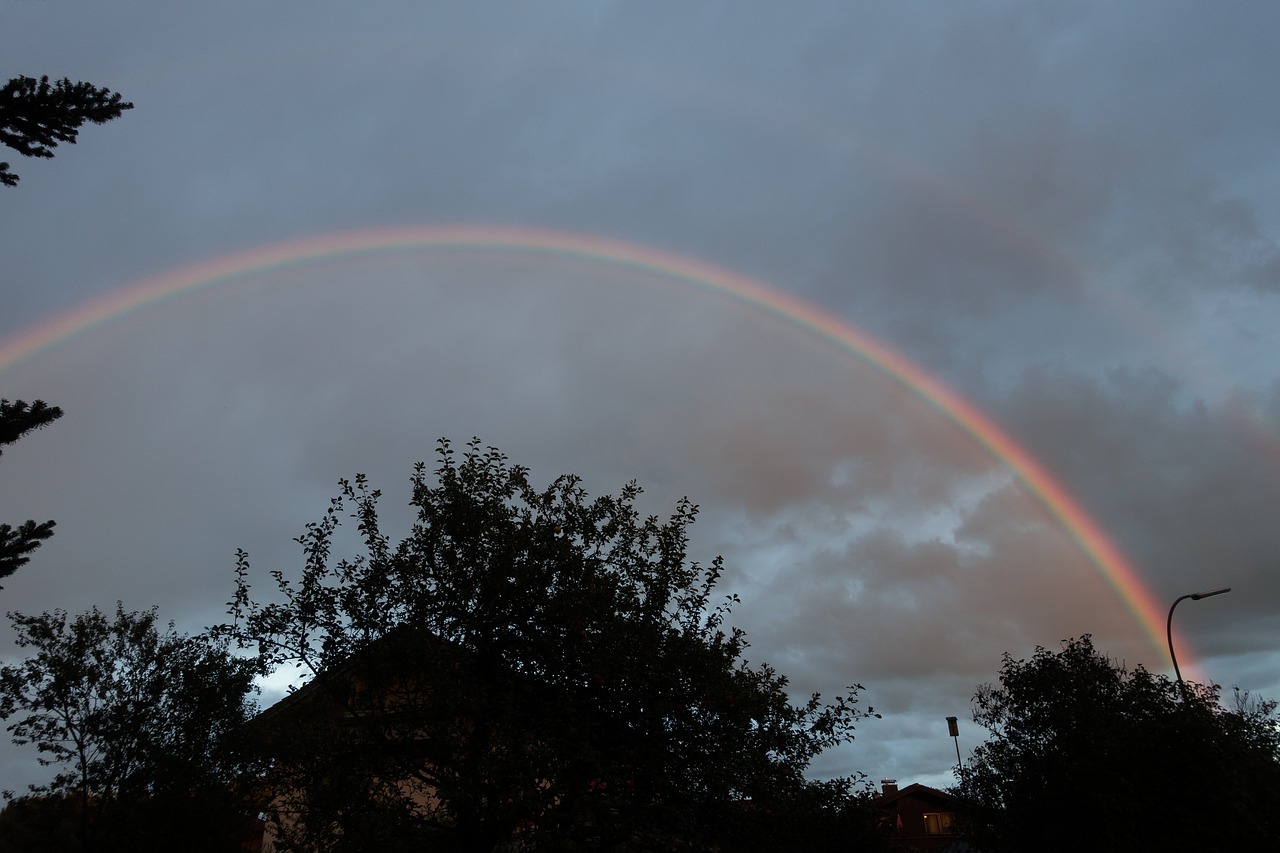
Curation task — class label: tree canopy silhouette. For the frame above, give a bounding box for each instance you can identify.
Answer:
[1,75,132,187]
[0,604,263,852]
[228,438,884,852]
[0,400,63,588]
[954,635,1280,852]
[2,72,130,584]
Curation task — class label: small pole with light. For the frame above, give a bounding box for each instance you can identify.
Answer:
[946,716,962,768]
[1166,586,1231,700]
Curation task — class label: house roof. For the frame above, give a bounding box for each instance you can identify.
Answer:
[245,626,464,731]
[873,782,960,809]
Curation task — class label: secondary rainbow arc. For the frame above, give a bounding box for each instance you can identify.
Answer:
[0,224,1191,672]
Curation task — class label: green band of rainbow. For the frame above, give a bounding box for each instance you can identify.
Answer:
[0,224,1189,671]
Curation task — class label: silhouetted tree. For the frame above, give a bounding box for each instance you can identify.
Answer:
[1,75,132,187]
[954,635,1280,852]
[0,604,264,852]
[229,438,884,852]
[2,72,130,582]
[0,399,63,588]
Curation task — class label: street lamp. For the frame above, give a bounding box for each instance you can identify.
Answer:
[1166,587,1230,698]
[946,716,962,768]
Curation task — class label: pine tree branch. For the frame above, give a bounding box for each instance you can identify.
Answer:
[0,398,64,453]
[0,519,57,586]
[0,75,133,186]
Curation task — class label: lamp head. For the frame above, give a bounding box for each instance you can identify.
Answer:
[1190,587,1231,600]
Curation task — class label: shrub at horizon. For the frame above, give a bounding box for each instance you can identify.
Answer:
[954,635,1280,851]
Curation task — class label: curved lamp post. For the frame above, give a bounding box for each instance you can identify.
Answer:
[1166,587,1230,698]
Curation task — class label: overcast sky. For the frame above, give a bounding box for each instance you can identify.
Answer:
[3,1,1280,794]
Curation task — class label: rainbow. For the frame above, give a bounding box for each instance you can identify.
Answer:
[0,224,1189,671]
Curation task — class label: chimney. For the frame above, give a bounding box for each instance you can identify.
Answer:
[881,778,898,795]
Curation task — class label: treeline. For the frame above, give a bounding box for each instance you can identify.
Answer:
[4,445,1280,852]
[3,441,889,852]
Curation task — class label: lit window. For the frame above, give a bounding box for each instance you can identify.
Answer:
[922,812,955,835]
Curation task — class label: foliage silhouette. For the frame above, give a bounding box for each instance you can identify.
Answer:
[0,400,63,588]
[0,604,263,852]
[2,70,131,580]
[953,635,1280,852]
[1,76,132,187]
[228,438,885,852]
